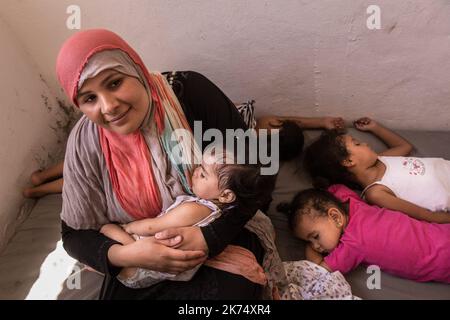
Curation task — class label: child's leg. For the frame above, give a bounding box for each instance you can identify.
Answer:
[22,178,63,198]
[30,161,64,186]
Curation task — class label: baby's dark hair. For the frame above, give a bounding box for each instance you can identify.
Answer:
[304,129,359,189]
[210,145,276,218]
[268,120,304,161]
[276,188,347,232]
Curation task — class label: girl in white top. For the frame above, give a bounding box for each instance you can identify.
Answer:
[305,117,450,224]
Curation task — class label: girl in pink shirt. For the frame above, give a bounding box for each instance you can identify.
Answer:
[277,184,450,283]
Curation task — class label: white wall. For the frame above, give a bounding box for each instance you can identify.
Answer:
[0,16,74,252]
[0,0,449,131]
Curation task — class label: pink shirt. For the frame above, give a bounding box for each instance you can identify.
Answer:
[324,185,450,283]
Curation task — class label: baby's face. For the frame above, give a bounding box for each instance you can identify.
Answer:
[294,212,342,254]
[191,154,221,200]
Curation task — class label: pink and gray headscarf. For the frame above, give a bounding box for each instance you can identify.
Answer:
[56,29,200,219]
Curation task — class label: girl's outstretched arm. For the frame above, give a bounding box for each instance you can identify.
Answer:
[365,186,450,223]
[354,117,413,156]
[257,115,345,130]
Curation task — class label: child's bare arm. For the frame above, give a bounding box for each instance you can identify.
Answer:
[354,117,413,156]
[100,224,136,245]
[365,186,450,223]
[257,115,344,130]
[123,202,213,236]
[305,243,331,272]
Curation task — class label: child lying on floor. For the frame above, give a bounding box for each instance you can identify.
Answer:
[305,117,450,223]
[277,184,450,283]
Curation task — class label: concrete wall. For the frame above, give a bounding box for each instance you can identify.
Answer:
[0,16,75,252]
[0,0,449,248]
[1,0,449,131]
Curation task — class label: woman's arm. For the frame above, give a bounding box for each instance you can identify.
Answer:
[365,186,450,223]
[100,224,135,245]
[354,117,413,156]
[61,221,123,276]
[123,202,212,236]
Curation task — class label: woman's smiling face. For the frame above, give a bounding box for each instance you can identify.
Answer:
[76,68,150,135]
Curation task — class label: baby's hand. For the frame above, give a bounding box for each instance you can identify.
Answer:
[322,117,345,130]
[354,117,377,131]
[121,223,134,234]
[122,220,154,236]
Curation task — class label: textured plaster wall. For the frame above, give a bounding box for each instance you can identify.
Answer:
[1,0,449,131]
[0,17,76,252]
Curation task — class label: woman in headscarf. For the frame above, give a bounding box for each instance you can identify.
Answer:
[57,29,266,299]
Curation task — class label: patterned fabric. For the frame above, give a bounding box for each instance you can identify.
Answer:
[244,210,359,300]
[235,100,257,129]
[280,261,359,300]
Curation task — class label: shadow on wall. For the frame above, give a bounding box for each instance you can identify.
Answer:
[34,74,81,169]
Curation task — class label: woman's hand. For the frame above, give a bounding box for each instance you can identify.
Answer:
[155,226,209,253]
[108,235,206,274]
[322,117,345,130]
[354,117,378,131]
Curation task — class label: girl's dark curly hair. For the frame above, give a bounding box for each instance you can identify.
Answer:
[276,188,348,232]
[268,120,304,161]
[304,129,360,189]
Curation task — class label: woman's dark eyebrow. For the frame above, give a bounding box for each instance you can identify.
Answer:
[77,71,120,99]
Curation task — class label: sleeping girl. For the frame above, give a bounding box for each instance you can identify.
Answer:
[305,117,450,224]
[277,184,450,283]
